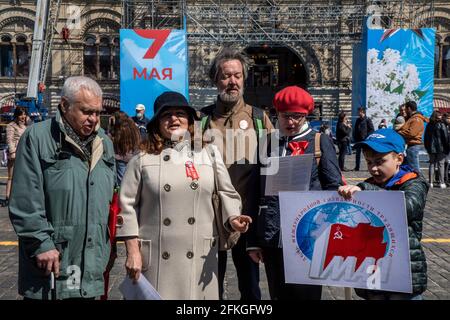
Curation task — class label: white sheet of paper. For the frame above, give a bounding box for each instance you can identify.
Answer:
[264,154,313,196]
[119,274,162,300]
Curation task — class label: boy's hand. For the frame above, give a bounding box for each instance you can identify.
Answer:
[338,185,362,200]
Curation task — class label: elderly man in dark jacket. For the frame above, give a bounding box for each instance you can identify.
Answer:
[353,107,374,171]
[247,86,343,300]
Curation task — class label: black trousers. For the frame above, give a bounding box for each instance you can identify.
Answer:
[263,247,322,300]
[337,141,349,170]
[354,144,362,170]
[218,234,261,300]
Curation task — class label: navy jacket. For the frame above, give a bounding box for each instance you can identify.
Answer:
[131,116,150,140]
[353,116,374,142]
[424,121,449,155]
[248,125,343,248]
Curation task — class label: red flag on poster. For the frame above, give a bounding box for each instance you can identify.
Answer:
[324,223,387,271]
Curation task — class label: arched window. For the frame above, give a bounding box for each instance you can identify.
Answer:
[435,31,450,79]
[113,38,120,78]
[435,35,441,78]
[0,35,13,77]
[84,36,97,77]
[99,37,110,79]
[15,34,29,77]
[83,35,119,80]
[443,36,450,78]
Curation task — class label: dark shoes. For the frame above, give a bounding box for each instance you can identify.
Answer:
[354,168,360,171]
[0,198,8,207]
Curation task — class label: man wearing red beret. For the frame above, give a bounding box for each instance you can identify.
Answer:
[247,85,343,300]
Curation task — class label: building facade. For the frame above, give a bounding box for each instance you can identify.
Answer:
[0,0,449,121]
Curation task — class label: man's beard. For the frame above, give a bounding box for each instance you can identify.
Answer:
[219,87,243,104]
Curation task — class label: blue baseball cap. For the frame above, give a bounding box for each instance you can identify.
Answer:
[355,129,406,154]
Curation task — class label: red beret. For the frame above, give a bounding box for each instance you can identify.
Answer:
[273,86,314,115]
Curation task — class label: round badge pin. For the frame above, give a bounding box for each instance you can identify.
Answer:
[239,120,249,130]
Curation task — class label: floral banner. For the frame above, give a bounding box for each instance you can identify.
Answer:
[365,28,435,126]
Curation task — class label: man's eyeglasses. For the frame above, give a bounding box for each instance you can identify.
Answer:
[279,113,306,121]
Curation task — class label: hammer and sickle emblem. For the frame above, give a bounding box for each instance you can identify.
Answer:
[333,230,343,240]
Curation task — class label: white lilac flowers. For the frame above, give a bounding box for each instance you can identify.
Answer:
[366,48,421,125]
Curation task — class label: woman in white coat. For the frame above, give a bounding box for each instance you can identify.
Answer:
[117,91,252,300]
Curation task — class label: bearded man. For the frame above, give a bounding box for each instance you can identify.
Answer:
[200,47,274,300]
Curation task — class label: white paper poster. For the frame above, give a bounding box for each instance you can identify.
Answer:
[264,154,313,196]
[279,191,412,293]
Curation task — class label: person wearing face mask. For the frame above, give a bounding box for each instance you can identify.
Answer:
[132,103,150,141]
[117,91,252,299]
[247,86,343,300]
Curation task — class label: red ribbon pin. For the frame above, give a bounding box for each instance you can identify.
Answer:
[185,161,199,180]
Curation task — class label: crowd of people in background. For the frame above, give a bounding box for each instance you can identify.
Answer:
[317,102,450,188]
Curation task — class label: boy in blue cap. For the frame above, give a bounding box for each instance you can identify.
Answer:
[338,128,429,300]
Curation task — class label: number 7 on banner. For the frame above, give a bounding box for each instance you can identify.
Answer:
[134,29,171,59]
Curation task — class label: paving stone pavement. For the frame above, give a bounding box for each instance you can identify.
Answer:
[0,155,448,300]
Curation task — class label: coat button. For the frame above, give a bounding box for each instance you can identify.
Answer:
[163,155,170,161]
[162,252,170,260]
[163,218,171,226]
[87,237,92,242]
[90,181,94,186]
[212,239,217,247]
[164,184,171,192]
[117,216,123,227]
[188,217,195,225]
[186,251,194,259]
[190,181,198,190]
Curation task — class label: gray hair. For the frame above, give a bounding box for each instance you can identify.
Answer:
[208,47,250,84]
[61,76,103,106]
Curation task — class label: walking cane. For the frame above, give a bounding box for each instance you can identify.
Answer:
[50,272,56,300]
[344,287,352,300]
